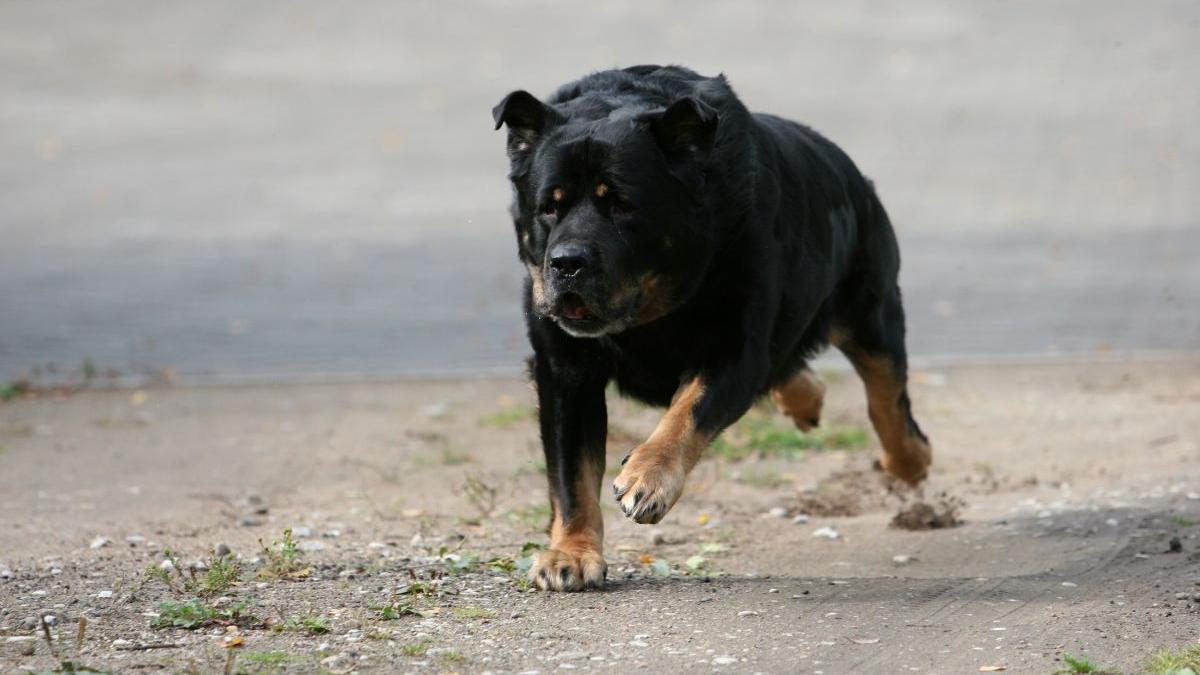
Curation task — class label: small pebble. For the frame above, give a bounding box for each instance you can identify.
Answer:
[159,559,175,571]
[20,617,37,630]
[1168,537,1183,553]
[812,526,841,540]
[892,555,915,565]
[292,527,315,538]
[713,656,737,665]
[238,516,263,527]
[125,535,146,546]
[214,543,231,557]
[298,541,326,553]
[766,507,788,518]
[42,614,57,627]
[111,639,133,649]
[792,514,810,524]
[737,610,759,617]
[767,588,779,593]
[89,536,110,550]
[97,590,113,599]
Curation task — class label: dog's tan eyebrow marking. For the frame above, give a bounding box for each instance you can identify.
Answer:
[551,187,564,202]
[595,183,609,198]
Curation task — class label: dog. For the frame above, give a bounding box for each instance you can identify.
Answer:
[492,65,931,592]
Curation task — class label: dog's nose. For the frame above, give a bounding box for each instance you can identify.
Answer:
[548,244,596,278]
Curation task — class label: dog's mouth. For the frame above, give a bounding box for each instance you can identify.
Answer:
[549,288,645,338]
[558,292,596,322]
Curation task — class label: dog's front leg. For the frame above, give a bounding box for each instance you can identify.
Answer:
[613,349,769,524]
[527,344,609,591]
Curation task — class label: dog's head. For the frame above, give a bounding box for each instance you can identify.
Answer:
[493,89,719,338]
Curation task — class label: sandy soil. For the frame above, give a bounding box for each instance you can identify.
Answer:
[1,358,1198,674]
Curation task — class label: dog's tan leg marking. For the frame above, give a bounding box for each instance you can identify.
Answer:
[771,367,826,432]
[840,347,931,484]
[529,461,606,591]
[612,377,711,524]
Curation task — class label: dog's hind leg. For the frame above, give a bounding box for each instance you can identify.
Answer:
[770,365,826,432]
[834,285,931,485]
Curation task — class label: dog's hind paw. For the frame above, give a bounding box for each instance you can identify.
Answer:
[612,452,686,524]
[529,548,607,592]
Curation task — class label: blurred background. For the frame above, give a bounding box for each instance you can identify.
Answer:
[1,0,1197,386]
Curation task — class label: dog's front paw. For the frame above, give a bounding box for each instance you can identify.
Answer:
[529,547,607,592]
[612,449,687,524]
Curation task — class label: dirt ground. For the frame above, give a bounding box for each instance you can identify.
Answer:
[1,358,1198,674]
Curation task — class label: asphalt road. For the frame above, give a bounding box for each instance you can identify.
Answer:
[1,1,1197,384]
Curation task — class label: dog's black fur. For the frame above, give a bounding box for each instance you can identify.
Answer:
[493,65,930,591]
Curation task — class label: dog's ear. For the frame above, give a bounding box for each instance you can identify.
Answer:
[646,97,719,160]
[492,90,562,140]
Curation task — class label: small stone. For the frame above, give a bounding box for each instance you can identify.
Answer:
[0,564,12,579]
[214,543,231,557]
[159,559,175,571]
[292,527,315,538]
[111,639,133,649]
[323,530,341,538]
[812,526,841,540]
[298,540,326,553]
[892,555,915,565]
[737,610,759,617]
[367,541,387,550]
[1061,582,1077,587]
[1176,592,1189,600]
[317,642,331,652]
[50,567,62,575]
[238,516,263,527]
[30,590,47,597]
[17,639,35,656]
[1168,537,1183,553]
[344,629,362,642]
[42,614,57,627]
[767,588,779,593]
[89,536,110,550]
[792,514,810,524]
[321,654,350,670]
[97,590,113,599]
[20,617,37,630]
[125,535,146,546]
[713,655,738,665]
[767,507,788,518]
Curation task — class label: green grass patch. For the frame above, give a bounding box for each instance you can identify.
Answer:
[735,468,790,489]
[400,642,429,657]
[0,380,28,402]
[257,529,309,580]
[478,405,534,428]
[711,412,869,461]
[272,615,329,635]
[151,599,259,630]
[507,503,552,531]
[1146,644,1200,675]
[1169,515,1196,527]
[1054,652,1116,674]
[451,606,493,619]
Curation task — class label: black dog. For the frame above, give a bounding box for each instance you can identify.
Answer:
[493,65,931,591]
